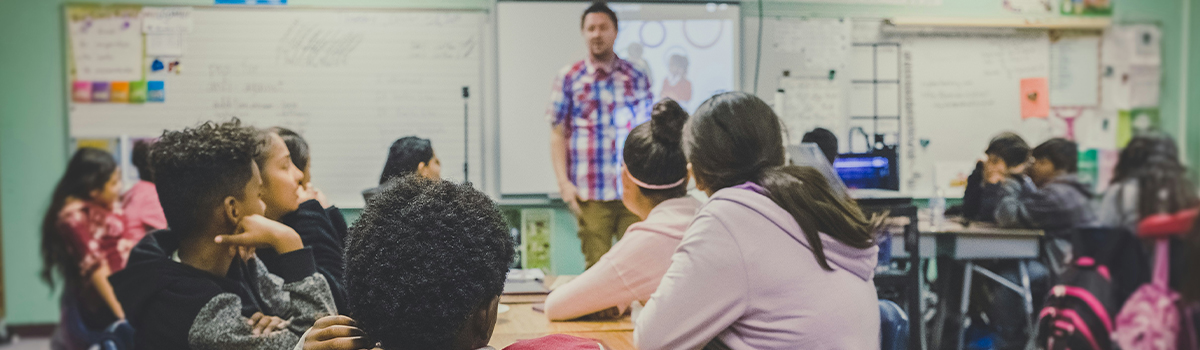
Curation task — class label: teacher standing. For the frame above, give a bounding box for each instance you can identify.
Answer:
[548,2,654,268]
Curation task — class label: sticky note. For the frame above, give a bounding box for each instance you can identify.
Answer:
[147,81,165,102]
[91,82,111,102]
[129,81,148,103]
[110,82,130,103]
[72,81,92,103]
[1020,78,1049,119]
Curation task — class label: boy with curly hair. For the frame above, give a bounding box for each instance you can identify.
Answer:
[110,119,336,349]
[298,175,604,350]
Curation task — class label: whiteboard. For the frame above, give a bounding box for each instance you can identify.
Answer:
[899,31,1055,196]
[747,19,1103,197]
[496,2,740,196]
[67,7,486,208]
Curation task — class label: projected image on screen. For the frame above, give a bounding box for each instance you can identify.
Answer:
[615,19,735,113]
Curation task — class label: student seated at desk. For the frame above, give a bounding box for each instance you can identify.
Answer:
[253,127,351,314]
[110,120,336,349]
[635,92,880,350]
[1098,133,1199,234]
[986,138,1097,235]
[42,148,131,350]
[543,99,701,321]
[982,138,1096,284]
[362,136,441,203]
[801,127,838,165]
[296,176,601,350]
[273,127,349,243]
[959,132,1030,222]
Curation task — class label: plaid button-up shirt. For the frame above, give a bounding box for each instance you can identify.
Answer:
[548,57,653,201]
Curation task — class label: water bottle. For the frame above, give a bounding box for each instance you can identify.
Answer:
[930,188,946,230]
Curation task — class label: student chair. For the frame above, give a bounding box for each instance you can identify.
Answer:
[880,299,910,350]
[866,204,922,350]
[99,320,135,350]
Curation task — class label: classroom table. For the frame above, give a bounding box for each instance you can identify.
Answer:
[918,219,1043,350]
[491,276,635,349]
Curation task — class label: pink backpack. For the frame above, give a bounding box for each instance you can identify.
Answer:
[1113,240,1180,350]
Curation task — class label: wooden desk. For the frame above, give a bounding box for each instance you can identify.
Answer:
[489,302,634,349]
[492,275,635,349]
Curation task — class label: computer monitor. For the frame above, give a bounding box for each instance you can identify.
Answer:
[787,143,849,199]
[834,151,899,190]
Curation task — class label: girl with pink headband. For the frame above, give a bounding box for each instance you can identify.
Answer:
[544,99,701,321]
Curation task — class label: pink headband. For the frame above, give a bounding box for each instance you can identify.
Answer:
[623,164,687,190]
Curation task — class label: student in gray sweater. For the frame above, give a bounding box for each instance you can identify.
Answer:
[988,138,1098,236]
[110,120,336,350]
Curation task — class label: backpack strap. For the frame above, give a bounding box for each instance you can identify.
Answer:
[1153,239,1171,288]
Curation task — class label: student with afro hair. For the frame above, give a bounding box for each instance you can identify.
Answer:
[298,175,606,350]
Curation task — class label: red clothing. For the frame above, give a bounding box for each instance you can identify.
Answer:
[660,77,692,103]
[58,200,135,278]
[503,334,605,350]
[121,180,167,242]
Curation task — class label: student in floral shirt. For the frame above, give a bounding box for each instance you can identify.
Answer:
[41,147,134,350]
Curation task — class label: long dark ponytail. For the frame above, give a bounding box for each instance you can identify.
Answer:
[623,98,689,202]
[40,147,118,290]
[685,92,875,270]
[1112,133,1198,219]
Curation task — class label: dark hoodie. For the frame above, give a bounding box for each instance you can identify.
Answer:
[257,199,349,314]
[109,229,336,350]
[984,173,1098,238]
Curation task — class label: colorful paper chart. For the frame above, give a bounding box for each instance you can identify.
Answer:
[129,81,148,103]
[72,81,92,103]
[147,81,165,102]
[110,81,130,103]
[91,82,111,102]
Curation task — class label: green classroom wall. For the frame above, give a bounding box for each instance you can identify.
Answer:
[0,0,1192,325]
[1191,0,1200,178]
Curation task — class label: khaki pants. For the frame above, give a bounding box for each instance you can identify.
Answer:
[577,200,641,268]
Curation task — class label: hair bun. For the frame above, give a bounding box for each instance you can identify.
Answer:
[650,99,688,145]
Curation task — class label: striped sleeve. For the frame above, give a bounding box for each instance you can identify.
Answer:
[547,70,573,126]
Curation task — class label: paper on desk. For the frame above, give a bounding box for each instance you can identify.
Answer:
[506,268,545,282]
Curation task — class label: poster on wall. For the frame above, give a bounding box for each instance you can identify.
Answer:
[68,6,143,82]
[520,209,553,273]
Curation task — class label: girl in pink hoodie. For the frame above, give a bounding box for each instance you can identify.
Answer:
[544,98,702,321]
[635,92,881,350]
